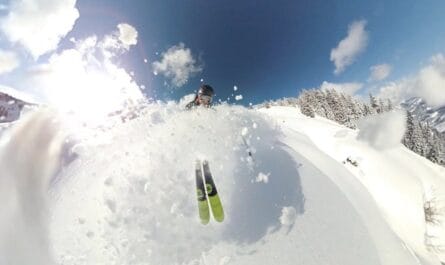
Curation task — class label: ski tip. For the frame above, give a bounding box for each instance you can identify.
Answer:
[214,215,224,222]
[200,219,210,225]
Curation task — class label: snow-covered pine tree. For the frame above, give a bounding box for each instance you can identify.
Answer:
[297,90,316,118]
[403,112,428,156]
[326,89,348,124]
[369,94,379,111]
[386,98,394,111]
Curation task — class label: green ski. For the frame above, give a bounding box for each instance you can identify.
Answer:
[195,160,210,224]
[202,160,224,222]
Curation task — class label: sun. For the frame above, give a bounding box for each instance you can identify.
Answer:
[32,45,144,126]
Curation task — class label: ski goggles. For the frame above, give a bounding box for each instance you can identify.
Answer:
[199,95,212,103]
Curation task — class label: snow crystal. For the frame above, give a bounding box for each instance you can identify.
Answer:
[241,127,249,136]
[255,172,270,183]
[143,182,150,193]
[357,110,406,150]
[144,58,148,63]
[235,95,243,101]
[279,206,297,226]
[233,85,238,91]
[220,256,231,265]
[105,199,117,213]
[252,122,258,129]
[104,177,113,186]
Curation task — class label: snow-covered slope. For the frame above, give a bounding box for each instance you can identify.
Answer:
[402,97,445,133]
[0,103,444,265]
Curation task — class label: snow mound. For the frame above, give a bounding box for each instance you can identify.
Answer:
[1,103,444,265]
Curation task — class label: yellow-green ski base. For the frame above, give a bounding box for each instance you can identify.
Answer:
[208,195,224,222]
[198,200,210,225]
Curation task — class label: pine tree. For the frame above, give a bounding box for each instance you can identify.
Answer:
[369,94,378,110]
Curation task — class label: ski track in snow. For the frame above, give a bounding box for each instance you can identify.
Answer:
[0,104,444,265]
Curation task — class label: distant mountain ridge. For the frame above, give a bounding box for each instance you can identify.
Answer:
[401,97,445,133]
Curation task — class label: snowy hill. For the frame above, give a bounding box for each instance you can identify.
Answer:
[402,97,445,133]
[0,103,444,265]
[0,85,36,123]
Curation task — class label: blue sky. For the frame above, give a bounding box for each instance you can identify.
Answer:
[1,0,445,106]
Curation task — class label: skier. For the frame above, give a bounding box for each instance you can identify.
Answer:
[185,84,224,224]
[186,84,214,109]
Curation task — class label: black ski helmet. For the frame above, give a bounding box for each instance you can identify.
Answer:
[198,84,214,97]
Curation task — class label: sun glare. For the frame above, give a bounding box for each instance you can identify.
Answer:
[32,42,144,126]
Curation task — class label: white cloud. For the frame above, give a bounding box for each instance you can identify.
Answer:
[369,63,392,81]
[0,50,19,74]
[117,23,138,48]
[0,0,79,59]
[330,20,368,75]
[319,81,363,95]
[357,110,406,150]
[377,81,409,104]
[377,54,445,107]
[152,43,203,87]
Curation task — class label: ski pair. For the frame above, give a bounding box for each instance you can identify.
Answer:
[195,160,224,224]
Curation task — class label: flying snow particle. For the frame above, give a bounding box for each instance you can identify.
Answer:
[255,172,270,183]
[105,199,117,213]
[252,122,258,129]
[235,95,243,101]
[280,206,297,226]
[200,78,204,82]
[233,85,238,91]
[241,127,249,136]
[144,59,148,63]
[220,256,232,265]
